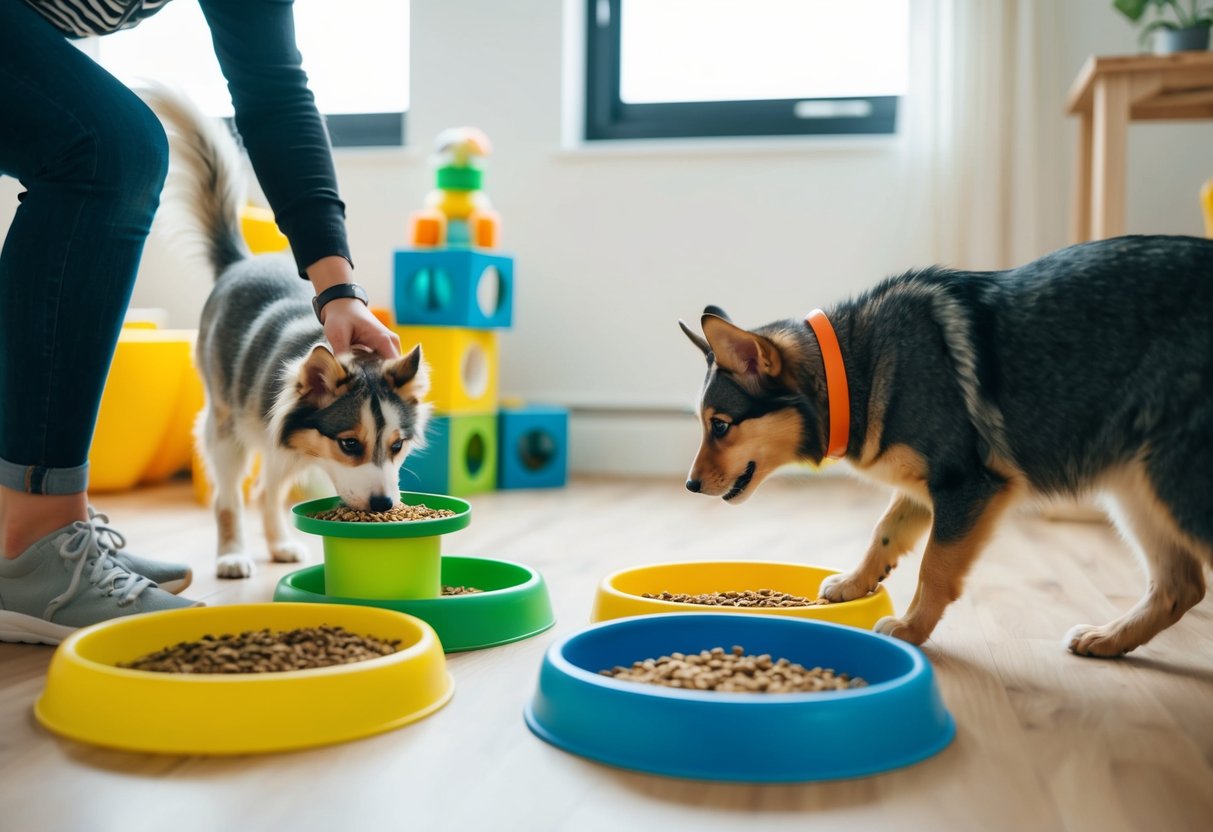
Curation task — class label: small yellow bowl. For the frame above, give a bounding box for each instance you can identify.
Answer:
[591,561,894,630]
[35,603,453,755]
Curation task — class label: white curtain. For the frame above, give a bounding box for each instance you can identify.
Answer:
[904,0,1069,271]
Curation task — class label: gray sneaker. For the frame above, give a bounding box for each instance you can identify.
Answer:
[88,508,193,594]
[0,516,201,645]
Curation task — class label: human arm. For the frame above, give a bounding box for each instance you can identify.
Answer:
[198,0,399,357]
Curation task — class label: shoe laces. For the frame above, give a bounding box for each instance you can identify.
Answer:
[44,514,153,620]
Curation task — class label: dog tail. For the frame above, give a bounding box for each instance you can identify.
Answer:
[139,84,250,277]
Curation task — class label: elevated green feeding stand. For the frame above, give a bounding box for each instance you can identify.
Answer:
[291,492,471,600]
[281,492,555,652]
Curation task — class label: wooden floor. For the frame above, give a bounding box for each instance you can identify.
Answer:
[3,474,1212,832]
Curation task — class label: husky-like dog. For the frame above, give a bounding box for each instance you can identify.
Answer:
[680,235,1213,657]
[146,89,430,579]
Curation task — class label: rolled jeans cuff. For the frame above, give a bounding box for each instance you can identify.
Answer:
[0,456,88,495]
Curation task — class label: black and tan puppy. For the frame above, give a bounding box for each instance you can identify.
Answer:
[680,235,1213,657]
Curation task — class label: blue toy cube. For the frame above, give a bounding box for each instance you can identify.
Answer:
[393,248,514,329]
[497,405,569,490]
[400,413,497,496]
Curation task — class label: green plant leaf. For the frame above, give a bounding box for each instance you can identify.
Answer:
[1115,0,1150,22]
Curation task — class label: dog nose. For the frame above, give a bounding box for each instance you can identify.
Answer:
[369,495,393,512]
[685,479,701,493]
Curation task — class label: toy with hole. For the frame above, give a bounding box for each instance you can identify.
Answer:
[393,324,498,413]
[35,603,453,755]
[525,613,954,782]
[592,560,894,630]
[277,491,554,652]
[498,404,569,490]
[401,413,497,497]
[393,248,514,329]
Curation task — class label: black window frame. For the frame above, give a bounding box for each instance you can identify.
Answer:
[325,112,407,149]
[584,0,899,142]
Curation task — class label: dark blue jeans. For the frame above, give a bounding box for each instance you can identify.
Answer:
[0,1,168,495]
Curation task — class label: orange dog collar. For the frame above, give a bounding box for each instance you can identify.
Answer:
[805,309,850,460]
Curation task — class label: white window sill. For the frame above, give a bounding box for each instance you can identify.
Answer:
[555,133,903,161]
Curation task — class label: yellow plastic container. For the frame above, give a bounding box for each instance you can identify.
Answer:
[89,329,198,492]
[140,354,205,483]
[239,205,289,254]
[35,603,453,755]
[592,561,894,630]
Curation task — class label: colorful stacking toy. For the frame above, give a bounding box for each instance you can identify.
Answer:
[393,128,568,496]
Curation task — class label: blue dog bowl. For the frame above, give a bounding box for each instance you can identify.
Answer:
[524,613,954,782]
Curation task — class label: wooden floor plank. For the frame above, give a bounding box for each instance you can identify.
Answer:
[2,474,1211,831]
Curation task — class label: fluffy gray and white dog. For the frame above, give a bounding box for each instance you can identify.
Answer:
[144,88,429,579]
[681,235,1213,657]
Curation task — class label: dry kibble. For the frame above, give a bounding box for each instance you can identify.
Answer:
[642,589,829,607]
[120,626,400,674]
[442,585,483,596]
[601,645,866,694]
[312,502,455,522]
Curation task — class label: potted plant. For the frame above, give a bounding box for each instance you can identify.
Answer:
[1115,0,1213,53]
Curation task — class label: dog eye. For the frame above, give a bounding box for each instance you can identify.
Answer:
[390,439,404,454]
[710,418,731,438]
[337,437,363,457]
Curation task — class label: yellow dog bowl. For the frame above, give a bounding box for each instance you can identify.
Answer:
[35,603,453,755]
[592,561,894,630]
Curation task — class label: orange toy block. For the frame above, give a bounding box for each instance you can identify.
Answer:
[371,306,396,328]
[409,210,447,247]
[470,210,501,249]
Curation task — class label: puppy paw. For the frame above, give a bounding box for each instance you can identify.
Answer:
[217,552,256,579]
[1064,624,1129,658]
[819,572,875,602]
[269,540,309,564]
[875,616,924,644]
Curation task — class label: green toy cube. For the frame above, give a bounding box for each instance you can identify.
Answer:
[401,413,497,496]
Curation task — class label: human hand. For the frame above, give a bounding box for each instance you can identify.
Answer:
[322,298,401,358]
[306,255,400,358]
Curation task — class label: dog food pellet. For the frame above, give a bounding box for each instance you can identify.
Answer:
[119,626,401,674]
[442,585,483,595]
[600,645,866,693]
[642,589,830,608]
[311,503,456,522]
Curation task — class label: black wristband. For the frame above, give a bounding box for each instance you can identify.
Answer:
[312,283,369,323]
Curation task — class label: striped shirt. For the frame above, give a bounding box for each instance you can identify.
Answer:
[24,0,173,39]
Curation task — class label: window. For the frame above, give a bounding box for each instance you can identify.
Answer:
[585,0,909,141]
[95,0,409,148]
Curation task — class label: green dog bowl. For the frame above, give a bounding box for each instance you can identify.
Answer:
[274,557,556,652]
[291,492,471,600]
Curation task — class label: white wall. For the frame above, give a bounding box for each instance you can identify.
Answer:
[2,0,1210,475]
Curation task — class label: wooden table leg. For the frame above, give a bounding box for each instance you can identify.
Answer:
[1091,75,1129,240]
[1071,110,1093,243]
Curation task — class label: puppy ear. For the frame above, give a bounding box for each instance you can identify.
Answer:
[679,319,711,356]
[297,345,347,407]
[703,304,731,322]
[384,344,429,401]
[701,314,781,377]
